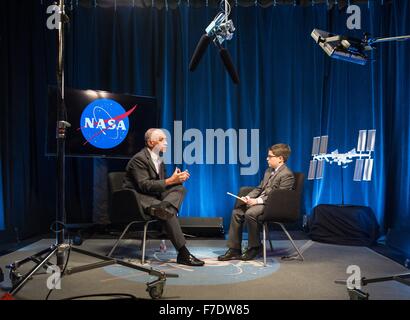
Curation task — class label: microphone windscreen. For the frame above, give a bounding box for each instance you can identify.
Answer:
[219,48,240,84]
[189,34,212,71]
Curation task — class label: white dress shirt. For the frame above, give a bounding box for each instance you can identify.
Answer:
[148,148,162,174]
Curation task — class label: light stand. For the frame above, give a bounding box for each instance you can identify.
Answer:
[335,273,410,300]
[55,0,69,270]
[1,1,177,300]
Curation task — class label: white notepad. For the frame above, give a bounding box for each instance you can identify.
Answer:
[226,192,247,202]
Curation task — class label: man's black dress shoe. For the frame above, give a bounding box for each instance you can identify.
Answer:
[176,253,205,266]
[241,246,262,261]
[217,248,242,261]
[149,202,175,220]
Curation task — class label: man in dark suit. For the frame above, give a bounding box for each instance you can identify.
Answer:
[218,144,295,261]
[123,128,204,266]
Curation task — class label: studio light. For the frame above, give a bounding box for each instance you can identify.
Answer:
[189,1,239,84]
[311,29,370,65]
[311,28,410,65]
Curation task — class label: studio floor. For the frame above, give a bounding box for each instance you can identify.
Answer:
[1,235,410,300]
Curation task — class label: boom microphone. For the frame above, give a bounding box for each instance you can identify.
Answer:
[189,34,212,71]
[219,47,240,84]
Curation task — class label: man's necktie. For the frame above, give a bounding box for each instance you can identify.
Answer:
[260,170,277,198]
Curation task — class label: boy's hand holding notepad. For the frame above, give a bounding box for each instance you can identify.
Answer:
[227,192,249,203]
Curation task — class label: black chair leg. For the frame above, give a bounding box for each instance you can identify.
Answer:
[263,223,267,266]
[108,220,158,263]
[265,224,274,252]
[276,223,304,261]
[108,221,141,258]
[141,220,157,264]
[262,223,275,267]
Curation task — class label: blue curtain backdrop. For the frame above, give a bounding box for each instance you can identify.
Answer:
[62,3,330,229]
[1,1,409,253]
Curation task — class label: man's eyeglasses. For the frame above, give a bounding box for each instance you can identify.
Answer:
[267,155,278,159]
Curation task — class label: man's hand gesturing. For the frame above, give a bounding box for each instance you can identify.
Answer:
[166,167,190,186]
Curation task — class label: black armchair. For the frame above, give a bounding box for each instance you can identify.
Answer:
[107,172,157,264]
[260,172,305,265]
[235,172,305,266]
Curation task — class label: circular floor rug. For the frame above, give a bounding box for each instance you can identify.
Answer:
[103,246,281,285]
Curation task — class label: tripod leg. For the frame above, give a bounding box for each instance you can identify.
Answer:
[70,246,179,278]
[9,246,59,297]
[8,247,55,270]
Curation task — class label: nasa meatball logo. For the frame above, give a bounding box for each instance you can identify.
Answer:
[79,99,137,149]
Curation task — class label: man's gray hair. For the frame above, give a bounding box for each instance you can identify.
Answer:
[145,128,160,146]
